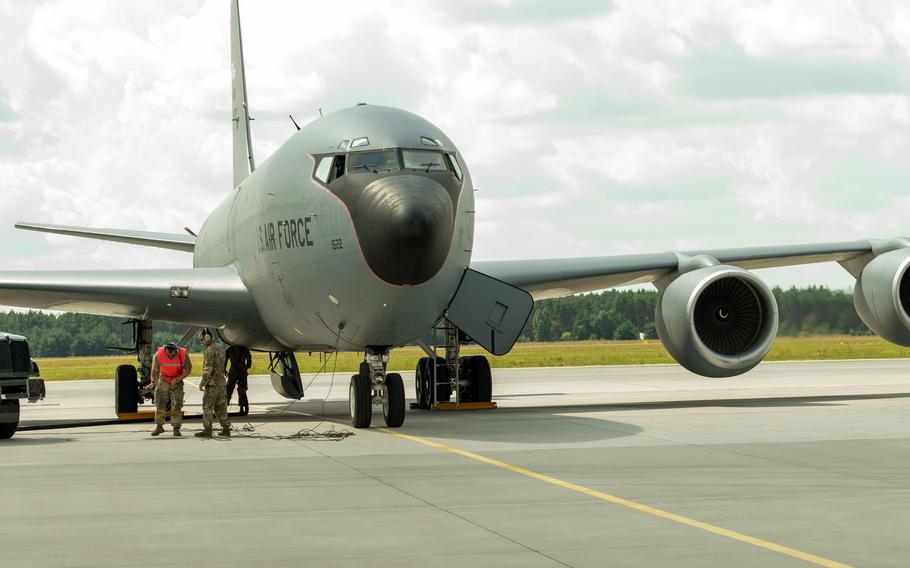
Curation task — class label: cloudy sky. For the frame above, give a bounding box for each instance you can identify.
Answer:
[1,0,909,291]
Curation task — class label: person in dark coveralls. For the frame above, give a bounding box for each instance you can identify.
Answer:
[225,343,252,415]
[195,329,231,438]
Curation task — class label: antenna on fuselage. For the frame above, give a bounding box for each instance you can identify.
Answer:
[289,115,301,131]
[231,0,255,188]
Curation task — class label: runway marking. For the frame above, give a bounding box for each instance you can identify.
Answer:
[383,430,853,568]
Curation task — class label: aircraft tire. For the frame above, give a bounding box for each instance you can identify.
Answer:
[420,359,434,408]
[415,357,429,409]
[382,373,405,428]
[349,374,372,428]
[0,400,20,440]
[460,356,475,402]
[114,364,139,415]
[466,356,492,403]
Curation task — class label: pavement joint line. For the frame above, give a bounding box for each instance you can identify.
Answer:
[381,429,854,568]
[35,357,910,383]
[254,410,575,567]
[561,404,905,490]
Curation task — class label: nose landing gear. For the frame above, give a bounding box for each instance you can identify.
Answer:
[349,347,405,429]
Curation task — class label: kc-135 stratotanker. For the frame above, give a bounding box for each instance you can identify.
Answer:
[4,1,910,430]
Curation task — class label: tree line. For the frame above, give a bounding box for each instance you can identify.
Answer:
[519,286,867,342]
[0,311,205,358]
[0,286,869,357]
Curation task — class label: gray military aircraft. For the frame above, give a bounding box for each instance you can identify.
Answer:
[4,1,910,429]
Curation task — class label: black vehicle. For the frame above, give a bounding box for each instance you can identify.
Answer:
[0,332,45,439]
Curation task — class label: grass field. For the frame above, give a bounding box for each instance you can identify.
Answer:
[32,335,910,381]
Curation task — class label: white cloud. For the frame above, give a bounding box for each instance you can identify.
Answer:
[610,0,885,59]
[0,0,908,294]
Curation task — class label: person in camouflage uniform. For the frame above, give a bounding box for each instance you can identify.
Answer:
[195,329,231,438]
[149,341,191,437]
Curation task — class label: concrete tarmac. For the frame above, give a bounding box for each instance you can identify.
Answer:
[3,359,910,567]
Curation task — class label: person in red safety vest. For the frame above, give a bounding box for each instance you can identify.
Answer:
[148,340,193,437]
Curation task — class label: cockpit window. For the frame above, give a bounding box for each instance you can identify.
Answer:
[313,155,346,184]
[314,156,332,183]
[348,150,399,173]
[402,150,447,172]
[446,153,463,180]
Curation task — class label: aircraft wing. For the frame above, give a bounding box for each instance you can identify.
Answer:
[15,222,195,252]
[0,267,255,327]
[471,239,884,300]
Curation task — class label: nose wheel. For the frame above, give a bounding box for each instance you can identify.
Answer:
[382,373,405,427]
[349,348,406,429]
[349,373,372,428]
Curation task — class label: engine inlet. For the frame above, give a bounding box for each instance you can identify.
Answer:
[900,267,910,319]
[693,277,762,355]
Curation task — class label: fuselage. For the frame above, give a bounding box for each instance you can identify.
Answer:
[193,105,474,352]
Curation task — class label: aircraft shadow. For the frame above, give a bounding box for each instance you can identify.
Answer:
[246,391,910,443]
[19,418,123,431]
[0,437,73,446]
[249,399,644,444]
[17,392,908,443]
[502,391,910,414]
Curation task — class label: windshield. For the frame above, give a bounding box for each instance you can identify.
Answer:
[402,149,447,172]
[348,150,399,173]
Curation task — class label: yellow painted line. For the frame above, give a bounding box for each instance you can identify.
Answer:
[383,430,852,568]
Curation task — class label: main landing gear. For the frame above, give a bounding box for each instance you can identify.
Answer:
[113,320,203,418]
[414,321,492,409]
[349,347,406,429]
[114,319,156,416]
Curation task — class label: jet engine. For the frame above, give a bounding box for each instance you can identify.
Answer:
[655,265,779,378]
[853,247,910,346]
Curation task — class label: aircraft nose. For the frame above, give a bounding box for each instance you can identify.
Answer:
[354,175,455,286]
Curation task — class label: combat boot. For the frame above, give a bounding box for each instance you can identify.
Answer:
[151,425,165,437]
[173,428,182,437]
[219,426,231,437]
[194,429,213,438]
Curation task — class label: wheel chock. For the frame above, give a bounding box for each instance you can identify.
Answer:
[116,410,157,421]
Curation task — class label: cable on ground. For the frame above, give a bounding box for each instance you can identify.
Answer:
[207,329,353,442]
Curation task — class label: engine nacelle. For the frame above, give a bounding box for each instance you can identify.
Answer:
[853,248,910,346]
[656,265,779,378]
